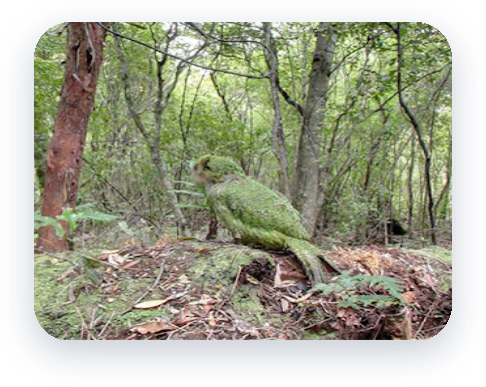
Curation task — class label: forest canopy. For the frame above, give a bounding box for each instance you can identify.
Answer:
[34,22,451,249]
[33,23,451,340]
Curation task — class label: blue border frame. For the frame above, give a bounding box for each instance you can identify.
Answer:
[3,3,482,384]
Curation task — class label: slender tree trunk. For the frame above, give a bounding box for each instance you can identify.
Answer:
[407,137,416,235]
[263,22,291,199]
[292,22,337,234]
[388,22,437,245]
[114,27,189,236]
[434,130,452,219]
[36,22,109,253]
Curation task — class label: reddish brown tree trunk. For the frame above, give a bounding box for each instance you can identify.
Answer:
[36,22,109,253]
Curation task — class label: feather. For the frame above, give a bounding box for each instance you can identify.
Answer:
[195,156,340,284]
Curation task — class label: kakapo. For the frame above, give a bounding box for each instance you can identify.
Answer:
[192,155,339,284]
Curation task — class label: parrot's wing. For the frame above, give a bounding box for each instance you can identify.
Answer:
[207,176,310,243]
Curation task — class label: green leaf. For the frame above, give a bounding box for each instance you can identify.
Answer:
[35,211,66,238]
[168,189,205,197]
[118,221,134,236]
[172,180,196,187]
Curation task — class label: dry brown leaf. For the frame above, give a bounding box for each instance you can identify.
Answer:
[337,308,360,327]
[163,291,189,303]
[120,260,139,270]
[197,248,212,254]
[209,316,217,329]
[246,275,260,285]
[129,237,141,246]
[357,252,381,275]
[274,264,285,287]
[56,268,77,283]
[274,263,305,287]
[424,274,436,286]
[156,235,170,247]
[179,316,198,325]
[134,291,188,310]
[282,292,314,304]
[190,294,217,306]
[110,283,120,294]
[131,320,178,335]
[108,254,126,266]
[281,299,290,312]
[402,291,418,305]
[134,300,166,309]
[101,249,120,255]
[204,304,213,314]
[178,275,191,284]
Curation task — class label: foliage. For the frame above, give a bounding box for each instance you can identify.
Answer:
[34,22,452,246]
[311,272,406,308]
[35,211,65,237]
[34,205,118,239]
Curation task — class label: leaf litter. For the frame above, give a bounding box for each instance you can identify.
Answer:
[46,239,451,340]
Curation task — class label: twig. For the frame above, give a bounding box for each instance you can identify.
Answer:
[97,22,271,80]
[415,300,440,338]
[98,312,115,339]
[119,259,166,316]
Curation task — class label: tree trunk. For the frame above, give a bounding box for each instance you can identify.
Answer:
[388,22,437,245]
[407,137,416,235]
[263,23,291,199]
[36,22,109,253]
[114,25,189,236]
[434,130,452,219]
[292,22,337,234]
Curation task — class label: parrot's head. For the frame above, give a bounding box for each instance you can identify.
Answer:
[192,155,244,186]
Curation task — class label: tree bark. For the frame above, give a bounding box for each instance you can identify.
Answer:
[36,22,109,253]
[292,22,337,234]
[434,130,452,219]
[114,25,189,236]
[263,23,291,199]
[407,137,416,235]
[387,22,437,245]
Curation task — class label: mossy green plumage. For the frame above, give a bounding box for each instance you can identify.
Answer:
[193,155,334,284]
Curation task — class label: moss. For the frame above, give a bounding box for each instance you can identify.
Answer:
[406,247,452,292]
[34,254,170,339]
[34,255,80,339]
[303,331,337,340]
[418,246,452,265]
[231,285,267,325]
[188,245,275,291]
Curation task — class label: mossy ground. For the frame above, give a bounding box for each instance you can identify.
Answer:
[34,241,451,340]
[34,254,167,339]
[34,242,279,340]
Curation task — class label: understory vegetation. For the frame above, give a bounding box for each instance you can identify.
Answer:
[34,22,452,340]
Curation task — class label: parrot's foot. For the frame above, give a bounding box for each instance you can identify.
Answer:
[299,257,327,285]
[285,237,331,285]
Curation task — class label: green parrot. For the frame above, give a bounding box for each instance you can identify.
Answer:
[192,155,339,284]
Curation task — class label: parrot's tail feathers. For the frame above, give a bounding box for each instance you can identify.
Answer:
[286,238,327,285]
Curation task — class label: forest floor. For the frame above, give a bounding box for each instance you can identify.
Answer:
[34,237,452,340]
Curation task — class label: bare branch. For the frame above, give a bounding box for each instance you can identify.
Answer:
[98,22,272,79]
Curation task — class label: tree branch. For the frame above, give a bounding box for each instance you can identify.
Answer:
[98,22,272,80]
